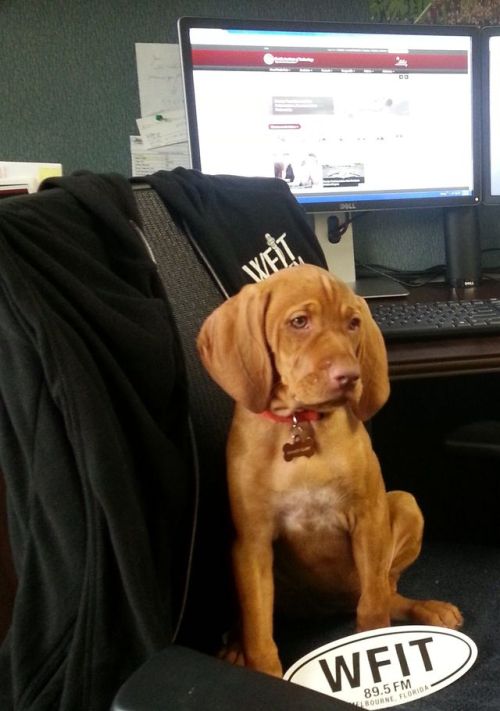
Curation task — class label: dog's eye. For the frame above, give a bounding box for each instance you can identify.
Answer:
[348,316,361,331]
[290,314,309,329]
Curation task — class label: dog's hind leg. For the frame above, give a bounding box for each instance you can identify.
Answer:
[386,490,463,629]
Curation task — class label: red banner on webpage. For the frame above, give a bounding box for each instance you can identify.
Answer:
[192,48,468,73]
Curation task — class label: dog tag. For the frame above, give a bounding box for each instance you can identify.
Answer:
[283,418,317,462]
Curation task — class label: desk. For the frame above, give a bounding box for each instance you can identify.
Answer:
[367,279,500,545]
[370,280,500,380]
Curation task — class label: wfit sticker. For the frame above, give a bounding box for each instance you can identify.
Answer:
[284,626,477,708]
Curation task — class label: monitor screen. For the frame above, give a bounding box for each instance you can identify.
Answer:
[178,18,480,213]
[482,26,500,204]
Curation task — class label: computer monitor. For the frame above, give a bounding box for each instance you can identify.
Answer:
[178,18,480,291]
[482,26,500,204]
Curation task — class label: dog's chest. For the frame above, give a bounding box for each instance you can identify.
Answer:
[274,485,348,535]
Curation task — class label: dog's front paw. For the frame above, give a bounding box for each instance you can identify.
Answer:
[246,649,283,678]
[218,639,246,667]
[220,636,283,676]
[408,600,463,629]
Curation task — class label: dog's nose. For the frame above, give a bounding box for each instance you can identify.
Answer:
[325,363,360,389]
[318,358,360,390]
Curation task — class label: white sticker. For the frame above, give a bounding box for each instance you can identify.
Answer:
[283,626,477,708]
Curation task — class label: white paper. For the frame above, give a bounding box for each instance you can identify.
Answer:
[136,109,187,150]
[130,136,190,177]
[135,43,184,117]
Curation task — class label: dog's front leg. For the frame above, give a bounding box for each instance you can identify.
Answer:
[351,510,392,631]
[232,535,283,677]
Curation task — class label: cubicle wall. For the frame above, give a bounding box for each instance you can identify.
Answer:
[2,0,500,272]
[0,0,361,177]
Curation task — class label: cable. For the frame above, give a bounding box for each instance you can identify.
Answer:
[355,259,447,288]
[327,210,370,244]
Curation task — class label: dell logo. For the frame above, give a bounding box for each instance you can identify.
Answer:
[340,202,357,211]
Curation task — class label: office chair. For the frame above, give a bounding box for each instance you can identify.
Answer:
[113,185,500,711]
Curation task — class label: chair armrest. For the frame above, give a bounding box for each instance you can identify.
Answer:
[112,645,354,710]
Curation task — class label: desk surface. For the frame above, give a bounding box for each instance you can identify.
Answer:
[369,279,500,379]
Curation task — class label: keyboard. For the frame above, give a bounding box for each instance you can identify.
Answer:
[369,298,500,340]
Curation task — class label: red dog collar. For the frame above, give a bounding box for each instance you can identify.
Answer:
[261,410,321,424]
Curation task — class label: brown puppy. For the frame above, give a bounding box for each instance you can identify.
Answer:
[197,264,462,678]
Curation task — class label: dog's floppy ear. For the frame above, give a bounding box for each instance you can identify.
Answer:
[197,284,273,413]
[351,295,390,422]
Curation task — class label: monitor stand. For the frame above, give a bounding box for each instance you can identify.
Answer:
[312,213,409,299]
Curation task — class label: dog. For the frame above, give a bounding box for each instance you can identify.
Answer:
[197,264,462,678]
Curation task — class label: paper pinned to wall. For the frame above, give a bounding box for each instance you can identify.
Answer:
[130,136,190,177]
[136,109,187,150]
[135,43,184,117]
[133,43,190,177]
